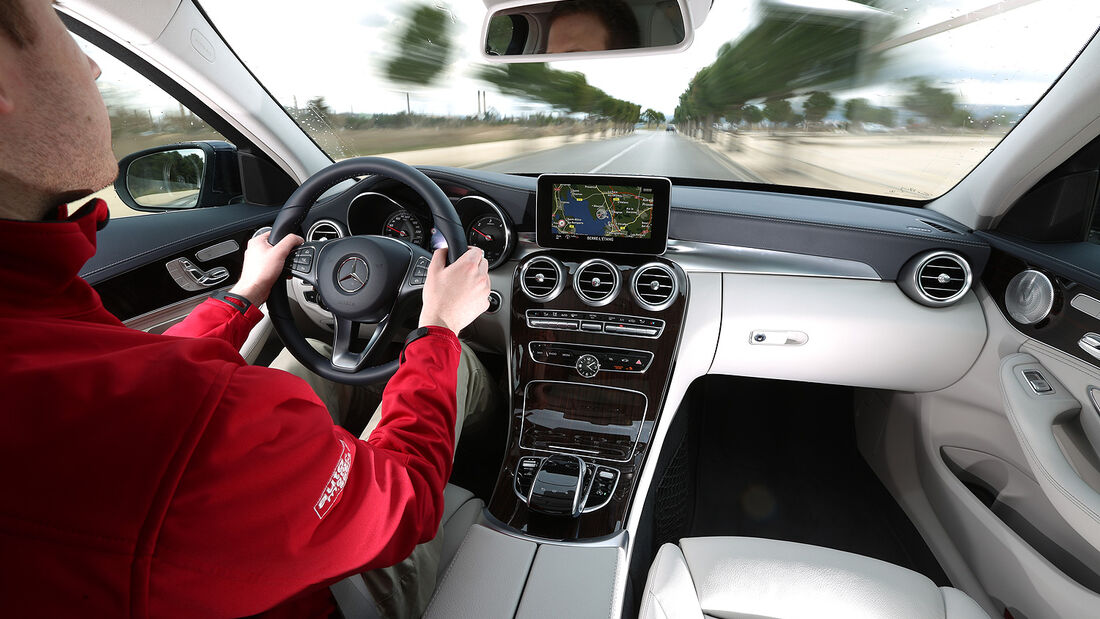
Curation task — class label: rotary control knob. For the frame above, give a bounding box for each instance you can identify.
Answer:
[576,353,600,378]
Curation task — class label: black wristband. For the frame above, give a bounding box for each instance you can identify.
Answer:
[211,290,253,316]
[400,327,433,363]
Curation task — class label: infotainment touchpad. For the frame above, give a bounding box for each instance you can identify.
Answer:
[536,174,671,254]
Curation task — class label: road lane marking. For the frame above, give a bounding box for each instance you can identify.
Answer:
[587,133,658,173]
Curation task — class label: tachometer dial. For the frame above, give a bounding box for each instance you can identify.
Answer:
[467,215,507,266]
[382,211,425,246]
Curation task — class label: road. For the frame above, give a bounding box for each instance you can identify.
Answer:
[473,130,756,180]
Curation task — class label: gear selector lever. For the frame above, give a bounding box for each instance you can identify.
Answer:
[527,454,587,517]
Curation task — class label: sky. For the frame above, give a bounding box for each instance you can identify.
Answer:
[92,0,1100,119]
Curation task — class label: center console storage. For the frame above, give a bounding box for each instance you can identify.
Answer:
[424,524,625,619]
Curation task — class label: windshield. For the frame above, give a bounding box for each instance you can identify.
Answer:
[202,0,1100,202]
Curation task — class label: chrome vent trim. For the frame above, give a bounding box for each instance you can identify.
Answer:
[306,219,345,242]
[631,263,678,311]
[899,250,972,307]
[573,259,620,307]
[520,256,565,301]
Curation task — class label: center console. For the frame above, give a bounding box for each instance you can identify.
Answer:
[488,175,687,540]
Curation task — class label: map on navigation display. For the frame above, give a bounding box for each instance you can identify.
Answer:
[551,183,654,239]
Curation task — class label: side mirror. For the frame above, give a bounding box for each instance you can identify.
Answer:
[115,141,242,212]
[482,0,711,62]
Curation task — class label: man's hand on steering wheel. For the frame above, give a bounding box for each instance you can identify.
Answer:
[230,231,305,305]
[420,247,491,335]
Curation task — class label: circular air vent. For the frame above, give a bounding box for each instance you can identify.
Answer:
[574,259,621,306]
[520,256,565,301]
[898,250,972,307]
[1005,269,1054,325]
[632,263,678,310]
[307,219,345,242]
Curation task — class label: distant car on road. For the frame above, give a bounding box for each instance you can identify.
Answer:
[665,124,676,132]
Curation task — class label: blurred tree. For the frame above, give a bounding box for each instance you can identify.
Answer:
[642,108,666,125]
[476,63,640,131]
[306,96,334,122]
[803,91,836,124]
[385,4,455,87]
[763,98,793,126]
[741,104,764,125]
[901,78,959,126]
[844,97,896,127]
[843,97,872,122]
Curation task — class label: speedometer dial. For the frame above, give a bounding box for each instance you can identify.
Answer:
[382,211,425,246]
[467,215,507,267]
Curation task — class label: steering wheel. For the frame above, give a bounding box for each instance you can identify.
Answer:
[266,157,467,385]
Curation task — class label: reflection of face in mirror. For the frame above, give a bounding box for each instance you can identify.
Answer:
[546,0,640,54]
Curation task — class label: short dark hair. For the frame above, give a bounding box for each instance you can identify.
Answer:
[0,0,36,47]
[548,0,641,50]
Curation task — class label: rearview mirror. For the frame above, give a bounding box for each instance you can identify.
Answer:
[482,0,709,62]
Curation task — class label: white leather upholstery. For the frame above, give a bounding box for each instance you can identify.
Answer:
[640,537,989,619]
[423,524,537,619]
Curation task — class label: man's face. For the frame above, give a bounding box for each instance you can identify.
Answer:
[0,0,116,211]
[547,11,610,54]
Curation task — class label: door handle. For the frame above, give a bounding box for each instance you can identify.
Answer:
[1078,332,1100,360]
[1001,353,1100,551]
[165,257,230,291]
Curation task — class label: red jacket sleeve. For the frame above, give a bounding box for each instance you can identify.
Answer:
[163,297,264,350]
[146,327,461,618]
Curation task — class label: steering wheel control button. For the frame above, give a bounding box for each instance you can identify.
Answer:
[290,247,316,274]
[336,256,369,293]
[575,354,600,378]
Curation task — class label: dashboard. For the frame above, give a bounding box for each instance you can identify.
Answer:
[289,168,994,540]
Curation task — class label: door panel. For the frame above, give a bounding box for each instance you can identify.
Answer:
[858,228,1100,619]
[86,204,278,362]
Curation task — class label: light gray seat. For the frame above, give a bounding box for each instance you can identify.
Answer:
[330,483,484,618]
[640,537,989,619]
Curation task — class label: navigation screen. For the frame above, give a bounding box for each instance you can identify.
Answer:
[536,174,670,255]
[551,184,653,240]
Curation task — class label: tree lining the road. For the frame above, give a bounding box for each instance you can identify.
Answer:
[475,62,641,131]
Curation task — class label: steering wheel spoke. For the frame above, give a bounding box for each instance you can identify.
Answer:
[331,315,394,373]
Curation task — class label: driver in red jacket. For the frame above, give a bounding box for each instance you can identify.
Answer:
[0,1,491,617]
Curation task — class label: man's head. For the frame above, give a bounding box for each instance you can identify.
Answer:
[0,0,116,220]
[546,0,640,54]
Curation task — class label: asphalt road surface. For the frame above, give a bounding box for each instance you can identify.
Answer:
[474,129,755,180]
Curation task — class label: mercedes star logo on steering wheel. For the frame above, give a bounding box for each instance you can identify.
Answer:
[337,256,369,293]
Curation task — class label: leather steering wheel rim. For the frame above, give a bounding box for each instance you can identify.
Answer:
[266,157,467,386]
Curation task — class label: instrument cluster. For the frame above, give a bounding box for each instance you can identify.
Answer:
[346,190,515,269]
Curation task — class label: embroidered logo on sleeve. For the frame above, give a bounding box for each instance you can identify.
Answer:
[314,440,352,520]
